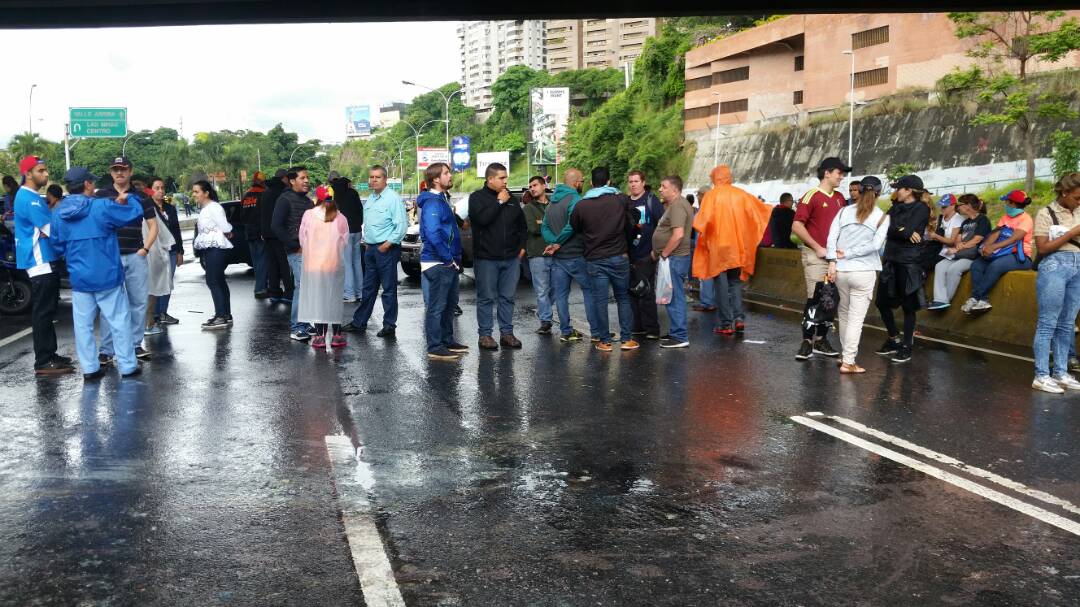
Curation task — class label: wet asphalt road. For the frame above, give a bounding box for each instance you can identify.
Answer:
[0,260,1078,606]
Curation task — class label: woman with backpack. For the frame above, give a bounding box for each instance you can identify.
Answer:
[1031,172,1080,393]
[297,185,349,350]
[826,176,890,374]
[963,189,1035,314]
[875,174,932,364]
[926,194,991,309]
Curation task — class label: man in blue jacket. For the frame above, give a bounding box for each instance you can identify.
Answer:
[51,167,144,379]
[418,162,468,360]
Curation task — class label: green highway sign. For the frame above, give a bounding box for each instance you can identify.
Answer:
[69,107,127,138]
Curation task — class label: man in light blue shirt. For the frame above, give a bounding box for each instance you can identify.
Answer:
[344,165,407,337]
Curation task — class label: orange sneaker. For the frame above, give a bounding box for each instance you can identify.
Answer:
[595,341,614,352]
[620,339,641,351]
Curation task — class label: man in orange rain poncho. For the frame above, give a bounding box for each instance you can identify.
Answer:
[692,165,771,335]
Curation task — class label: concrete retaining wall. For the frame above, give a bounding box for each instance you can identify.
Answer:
[747,247,1074,351]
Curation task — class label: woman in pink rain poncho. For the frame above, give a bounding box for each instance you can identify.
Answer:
[298,185,350,350]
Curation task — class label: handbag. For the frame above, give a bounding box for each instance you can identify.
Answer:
[807,278,839,324]
[628,262,651,298]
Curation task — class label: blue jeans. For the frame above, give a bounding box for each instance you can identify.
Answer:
[970,254,1033,300]
[475,258,520,337]
[100,252,149,355]
[352,244,401,329]
[249,239,268,294]
[342,232,364,300]
[1033,252,1080,377]
[421,264,459,351]
[74,286,137,375]
[586,255,633,343]
[155,253,178,317]
[700,277,716,307]
[287,252,306,332]
[528,256,554,323]
[714,268,745,327]
[551,256,595,336]
[203,247,231,318]
[665,255,692,342]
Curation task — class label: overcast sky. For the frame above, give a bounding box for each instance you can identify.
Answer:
[2,21,461,146]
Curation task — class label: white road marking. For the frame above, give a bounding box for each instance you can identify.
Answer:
[745,297,1035,362]
[820,413,1080,517]
[791,415,1080,537]
[325,435,406,607]
[0,327,33,349]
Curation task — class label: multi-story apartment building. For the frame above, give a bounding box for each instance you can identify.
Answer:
[458,20,546,113]
[546,18,657,74]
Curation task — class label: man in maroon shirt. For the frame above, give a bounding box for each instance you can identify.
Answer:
[792,157,850,361]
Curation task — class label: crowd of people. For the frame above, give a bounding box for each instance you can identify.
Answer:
[7,149,1080,394]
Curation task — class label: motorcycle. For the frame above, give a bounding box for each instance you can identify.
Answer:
[0,230,32,316]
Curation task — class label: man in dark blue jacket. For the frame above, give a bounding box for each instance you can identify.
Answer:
[418,163,467,360]
[51,167,144,379]
[626,170,665,339]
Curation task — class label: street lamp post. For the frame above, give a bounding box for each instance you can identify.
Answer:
[712,91,723,169]
[121,133,150,156]
[28,84,37,134]
[403,81,465,153]
[400,118,448,195]
[289,144,310,165]
[842,50,855,168]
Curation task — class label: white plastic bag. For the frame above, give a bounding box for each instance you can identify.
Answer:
[655,257,673,305]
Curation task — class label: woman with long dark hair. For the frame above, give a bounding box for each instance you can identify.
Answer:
[298,185,349,350]
[191,180,233,329]
[826,176,889,374]
[875,174,931,364]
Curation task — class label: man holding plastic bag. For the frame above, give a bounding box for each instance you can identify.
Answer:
[652,175,694,349]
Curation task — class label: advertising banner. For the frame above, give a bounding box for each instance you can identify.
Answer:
[530,87,569,165]
[345,105,371,138]
[476,151,511,178]
[416,147,450,172]
[451,136,471,172]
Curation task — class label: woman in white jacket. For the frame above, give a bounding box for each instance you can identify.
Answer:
[826,176,890,374]
[192,180,233,330]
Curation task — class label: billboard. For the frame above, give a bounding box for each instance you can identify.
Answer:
[345,105,371,138]
[416,147,450,172]
[476,151,511,178]
[530,87,570,165]
[451,136,471,172]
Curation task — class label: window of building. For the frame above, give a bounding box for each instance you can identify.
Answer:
[853,67,888,88]
[684,104,718,121]
[721,99,749,114]
[852,25,889,50]
[713,66,750,85]
[794,55,804,71]
[685,76,712,92]
[793,90,804,105]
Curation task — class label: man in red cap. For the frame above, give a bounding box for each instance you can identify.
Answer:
[13,155,74,375]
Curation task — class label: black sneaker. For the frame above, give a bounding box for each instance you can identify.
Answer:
[812,339,840,357]
[134,346,152,360]
[446,342,469,353]
[891,344,912,363]
[52,354,74,366]
[536,322,553,335]
[34,358,75,376]
[98,353,114,366]
[202,317,230,330]
[83,368,107,381]
[876,338,901,356]
[159,313,180,325]
[376,327,396,338]
[427,347,460,360]
[121,366,142,378]
[342,322,366,333]
[795,339,814,361]
[254,290,270,299]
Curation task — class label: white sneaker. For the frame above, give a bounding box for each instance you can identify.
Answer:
[1032,376,1065,394]
[961,298,977,313]
[971,300,992,312]
[1052,374,1080,391]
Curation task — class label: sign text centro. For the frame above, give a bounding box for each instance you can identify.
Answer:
[69,107,128,138]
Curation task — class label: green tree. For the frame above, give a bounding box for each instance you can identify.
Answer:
[939,11,1080,190]
[1051,130,1080,178]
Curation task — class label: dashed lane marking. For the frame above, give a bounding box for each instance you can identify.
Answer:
[791,415,1080,537]
[0,327,33,349]
[325,435,406,607]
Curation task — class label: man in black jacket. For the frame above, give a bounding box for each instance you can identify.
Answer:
[271,166,313,341]
[330,172,364,303]
[241,172,268,298]
[468,162,527,350]
[569,166,639,352]
[259,169,291,303]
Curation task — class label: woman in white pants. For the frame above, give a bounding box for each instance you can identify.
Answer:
[826,176,890,374]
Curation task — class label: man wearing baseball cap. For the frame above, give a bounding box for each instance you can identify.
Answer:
[13,155,74,375]
[792,156,850,361]
[51,167,145,379]
[95,156,158,364]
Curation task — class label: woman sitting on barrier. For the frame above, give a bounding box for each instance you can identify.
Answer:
[926,194,990,310]
[962,190,1035,314]
[1031,172,1080,393]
